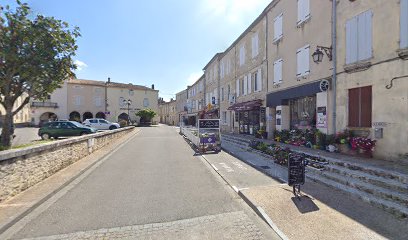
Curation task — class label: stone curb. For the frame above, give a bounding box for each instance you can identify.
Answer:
[0,126,135,161]
[0,128,140,236]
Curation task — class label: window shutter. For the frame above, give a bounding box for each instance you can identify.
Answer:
[304,0,310,20]
[297,0,303,24]
[236,79,240,97]
[401,0,408,48]
[360,86,372,127]
[346,17,358,64]
[348,88,359,127]
[252,34,258,58]
[296,48,303,76]
[244,76,248,95]
[248,74,252,94]
[274,59,283,84]
[303,45,310,75]
[257,68,262,91]
[358,10,372,61]
[274,14,283,41]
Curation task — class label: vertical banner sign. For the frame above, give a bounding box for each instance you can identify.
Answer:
[260,107,266,122]
[317,106,327,128]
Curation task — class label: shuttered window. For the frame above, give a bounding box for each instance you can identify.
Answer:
[240,45,245,66]
[247,73,252,94]
[346,10,373,64]
[236,79,240,97]
[348,86,372,128]
[401,0,408,49]
[274,13,283,42]
[243,76,248,95]
[273,59,283,85]
[296,45,310,77]
[297,0,310,25]
[256,68,262,91]
[252,33,259,58]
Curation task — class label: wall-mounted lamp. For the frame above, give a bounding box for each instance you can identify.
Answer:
[312,45,333,63]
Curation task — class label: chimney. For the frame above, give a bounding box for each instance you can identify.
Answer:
[107,77,111,83]
[151,84,155,90]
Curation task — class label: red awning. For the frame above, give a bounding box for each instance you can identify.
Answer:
[227,99,262,111]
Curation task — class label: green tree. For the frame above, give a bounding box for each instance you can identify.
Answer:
[0,1,80,148]
[136,109,157,124]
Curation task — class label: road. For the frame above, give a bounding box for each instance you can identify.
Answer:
[4,125,279,239]
[0,127,41,146]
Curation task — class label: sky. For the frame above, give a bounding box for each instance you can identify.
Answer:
[3,0,271,101]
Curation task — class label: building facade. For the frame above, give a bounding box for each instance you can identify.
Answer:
[335,0,408,160]
[175,89,188,126]
[158,99,177,125]
[186,75,205,126]
[0,93,31,127]
[203,54,221,119]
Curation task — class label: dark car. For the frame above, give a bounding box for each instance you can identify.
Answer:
[38,121,97,140]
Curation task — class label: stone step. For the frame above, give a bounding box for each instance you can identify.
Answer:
[307,167,408,208]
[307,172,408,218]
[325,164,408,195]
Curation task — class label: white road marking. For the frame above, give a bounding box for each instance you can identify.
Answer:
[211,164,219,171]
[257,207,289,240]
[232,161,248,170]
[232,186,239,193]
[219,163,234,172]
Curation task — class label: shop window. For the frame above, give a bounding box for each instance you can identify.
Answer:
[348,86,372,128]
[289,96,316,129]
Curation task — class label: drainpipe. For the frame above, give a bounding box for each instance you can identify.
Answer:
[331,0,337,134]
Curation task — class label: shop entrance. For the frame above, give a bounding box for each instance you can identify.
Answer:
[289,96,316,130]
[238,109,260,135]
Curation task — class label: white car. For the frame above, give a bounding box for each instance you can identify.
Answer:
[83,118,120,130]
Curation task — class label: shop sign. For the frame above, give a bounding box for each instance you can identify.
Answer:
[198,119,220,129]
[288,153,305,187]
[372,122,388,128]
[317,106,327,128]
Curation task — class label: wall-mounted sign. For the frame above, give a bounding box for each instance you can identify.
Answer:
[317,106,327,128]
[198,119,220,129]
[372,122,388,128]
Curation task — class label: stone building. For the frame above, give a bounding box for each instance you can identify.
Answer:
[158,98,177,126]
[0,93,31,127]
[185,75,205,126]
[203,53,222,119]
[175,89,188,126]
[334,0,408,160]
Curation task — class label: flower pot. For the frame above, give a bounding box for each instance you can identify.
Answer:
[338,144,350,153]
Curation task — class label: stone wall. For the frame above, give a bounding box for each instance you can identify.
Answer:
[0,127,135,202]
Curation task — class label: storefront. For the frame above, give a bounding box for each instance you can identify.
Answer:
[228,99,265,135]
[289,96,316,129]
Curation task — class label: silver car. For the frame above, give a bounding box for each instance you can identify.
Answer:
[83,118,120,130]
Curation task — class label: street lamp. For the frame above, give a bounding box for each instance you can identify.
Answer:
[123,99,132,125]
[312,45,333,63]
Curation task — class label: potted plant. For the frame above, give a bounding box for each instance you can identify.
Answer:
[350,137,376,158]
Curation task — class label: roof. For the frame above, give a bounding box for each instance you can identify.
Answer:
[203,53,223,70]
[68,79,158,92]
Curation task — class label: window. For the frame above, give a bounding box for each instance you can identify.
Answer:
[273,13,283,42]
[243,77,247,95]
[220,61,225,79]
[400,0,408,49]
[222,111,227,124]
[74,96,82,106]
[95,97,102,107]
[297,0,310,26]
[247,73,252,94]
[254,69,262,92]
[239,45,245,66]
[273,59,283,85]
[221,88,224,101]
[346,10,373,64]
[119,97,125,107]
[47,95,51,100]
[297,45,310,77]
[143,98,149,107]
[252,32,259,58]
[236,79,240,97]
[90,119,98,123]
[348,86,372,128]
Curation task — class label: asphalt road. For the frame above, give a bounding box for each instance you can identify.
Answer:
[8,125,279,239]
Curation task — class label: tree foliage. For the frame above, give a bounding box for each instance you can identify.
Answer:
[136,109,157,123]
[0,0,80,147]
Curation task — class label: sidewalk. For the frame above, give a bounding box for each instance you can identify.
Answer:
[201,141,408,240]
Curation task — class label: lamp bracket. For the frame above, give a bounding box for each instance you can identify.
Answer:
[317,45,333,61]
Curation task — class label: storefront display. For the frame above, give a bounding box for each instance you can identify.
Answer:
[289,96,316,130]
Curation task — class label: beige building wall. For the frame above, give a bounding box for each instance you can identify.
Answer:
[176,89,187,126]
[219,48,237,132]
[0,93,31,126]
[335,0,408,160]
[158,100,177,125]
[186,76,205,124]
[203,54,221,117]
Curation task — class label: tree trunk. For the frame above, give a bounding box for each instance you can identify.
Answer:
[1,108,14,148]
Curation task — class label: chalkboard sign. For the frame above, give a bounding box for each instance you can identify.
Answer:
[260,107,266,122]
[198,119,220,129]
[288,153,305,186]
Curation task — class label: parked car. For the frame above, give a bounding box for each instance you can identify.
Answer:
[83,118,120,130]
[38,121,97,140]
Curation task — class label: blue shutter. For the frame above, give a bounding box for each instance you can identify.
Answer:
[401,0,408,48]
[346,17,358,64]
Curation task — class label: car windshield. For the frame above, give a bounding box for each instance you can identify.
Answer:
[70,121,87,128]
[99,120,109,124]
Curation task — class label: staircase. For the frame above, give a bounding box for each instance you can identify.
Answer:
[221,134,408,218]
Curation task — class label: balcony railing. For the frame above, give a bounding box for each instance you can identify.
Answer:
[31,101,58,108]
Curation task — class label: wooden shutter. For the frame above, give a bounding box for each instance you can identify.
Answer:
[244,76,248,95]
[273,59,283,84]
[346,16,358,64]
[358,10,372,61]
[304,0,310,20]
[348,88,359,127]
[296,48,302,76]
[236,79,240,97]
[274,14,283,41]
[297,0,303,24]
[401,0,408,48]
[303,45,310,75]
[247,73,252,94]
[257,68,262,91]
[360,86,372,127]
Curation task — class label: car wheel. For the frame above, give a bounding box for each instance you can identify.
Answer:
[41,133,50,140]
[109,125,117,130]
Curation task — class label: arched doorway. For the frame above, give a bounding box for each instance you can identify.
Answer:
[39,112,57,126]
[69,111,81,122]
[118,112,129,122]
[96,112,106,119]
[83,112,93,121]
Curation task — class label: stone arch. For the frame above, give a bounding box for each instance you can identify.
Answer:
[95,112,106,119]
[69,111,81,122]
[83,112,93,121]
[118,112,129,122]
[39,112,57,126]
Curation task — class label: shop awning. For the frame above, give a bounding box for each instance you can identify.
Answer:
[266,81,322,107]
[228,99,262,111]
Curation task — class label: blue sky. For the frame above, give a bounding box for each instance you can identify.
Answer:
[4,0,271,101]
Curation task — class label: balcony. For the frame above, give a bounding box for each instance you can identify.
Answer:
[31,101,58,108]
